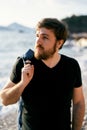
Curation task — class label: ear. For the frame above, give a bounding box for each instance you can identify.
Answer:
[57,40,64,49]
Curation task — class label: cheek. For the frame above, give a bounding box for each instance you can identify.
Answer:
[34,43,37,49]
[35,38,38,43]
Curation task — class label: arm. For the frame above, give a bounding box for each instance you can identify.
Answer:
[72,86,85,130]
[0,63,34,106]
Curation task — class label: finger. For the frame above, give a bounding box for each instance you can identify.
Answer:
[24,60,31,65]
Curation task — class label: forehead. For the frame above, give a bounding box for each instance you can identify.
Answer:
[36,27,54,36]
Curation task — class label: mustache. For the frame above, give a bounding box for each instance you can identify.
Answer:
[36,45,44,49]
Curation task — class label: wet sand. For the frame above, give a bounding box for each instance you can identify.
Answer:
[0,108,18,130]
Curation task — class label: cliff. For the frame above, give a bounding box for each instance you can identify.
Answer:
[62,15,87,33]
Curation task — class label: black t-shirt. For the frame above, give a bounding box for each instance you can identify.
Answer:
[10,54,82,130]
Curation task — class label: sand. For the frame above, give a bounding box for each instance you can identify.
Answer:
[0,108,18,130]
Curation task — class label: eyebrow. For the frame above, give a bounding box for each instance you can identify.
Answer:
[42,33,49,36]
[36,32,49,37]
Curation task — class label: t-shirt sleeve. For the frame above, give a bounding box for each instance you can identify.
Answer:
[73,59,82,88]
[10,57,24,84]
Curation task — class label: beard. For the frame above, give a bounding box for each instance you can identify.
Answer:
[34,42,57,60]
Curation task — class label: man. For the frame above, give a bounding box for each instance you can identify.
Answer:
[0,18,85,130]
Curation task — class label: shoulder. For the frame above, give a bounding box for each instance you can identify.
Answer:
[61,54,79,64]
[16,56,23,63]
[12,56,24,69]
[61,54,81,69]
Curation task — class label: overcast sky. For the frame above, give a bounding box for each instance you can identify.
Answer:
[0,0,87,27]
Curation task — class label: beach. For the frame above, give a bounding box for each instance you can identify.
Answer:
[0,108,17,130]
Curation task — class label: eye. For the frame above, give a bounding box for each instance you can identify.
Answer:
[43,36,48,39]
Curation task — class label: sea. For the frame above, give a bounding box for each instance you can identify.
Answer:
[0,30,87,118]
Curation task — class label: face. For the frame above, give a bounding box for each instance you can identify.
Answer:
[34,27,58,60]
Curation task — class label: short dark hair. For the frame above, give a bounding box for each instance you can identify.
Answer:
[36,18,68,44]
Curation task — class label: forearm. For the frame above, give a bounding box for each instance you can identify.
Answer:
[72,101,85,130]
[0,81,26,106]
[0,62,34,106]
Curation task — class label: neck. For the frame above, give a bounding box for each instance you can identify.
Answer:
[42,52,61,68]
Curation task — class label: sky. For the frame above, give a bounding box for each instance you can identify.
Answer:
[0,0,87,28]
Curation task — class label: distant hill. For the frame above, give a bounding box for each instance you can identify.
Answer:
[0,22,35,33]
[0,26,12,31]
[8,23,34,33]
[61,15,87,34]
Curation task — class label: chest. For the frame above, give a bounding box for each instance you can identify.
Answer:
[23,64,75,98]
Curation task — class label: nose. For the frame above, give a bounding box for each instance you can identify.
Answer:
[36,36,42,45]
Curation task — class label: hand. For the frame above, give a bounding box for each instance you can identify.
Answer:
[21,60,34,87]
